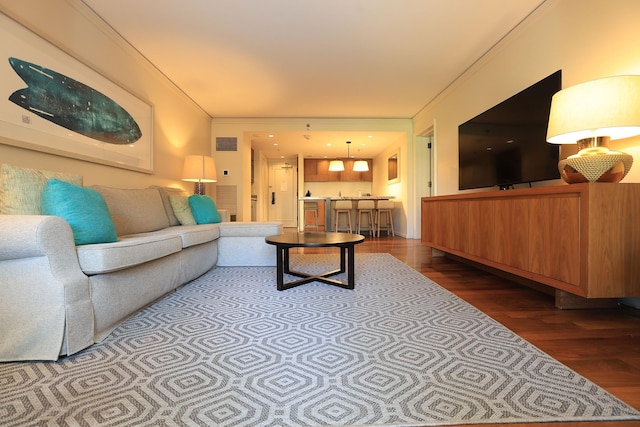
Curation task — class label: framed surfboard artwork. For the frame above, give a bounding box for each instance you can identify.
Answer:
[0,13,154,173]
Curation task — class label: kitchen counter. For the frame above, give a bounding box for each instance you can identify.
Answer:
[299,196,393,201]
[298,196,394,231]
[328,196,393,200]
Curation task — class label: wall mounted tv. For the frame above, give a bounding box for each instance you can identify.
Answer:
[458,70,562,190]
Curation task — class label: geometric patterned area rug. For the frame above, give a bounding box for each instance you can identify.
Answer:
[1,253,639,426]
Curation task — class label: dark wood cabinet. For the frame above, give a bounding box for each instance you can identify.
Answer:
[304,159,372,182]
[304,159,331,182]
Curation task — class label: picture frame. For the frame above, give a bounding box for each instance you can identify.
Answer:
[0,13,154,173]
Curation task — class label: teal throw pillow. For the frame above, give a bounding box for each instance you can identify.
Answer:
[42,178,118,245]
[188,194,221,224]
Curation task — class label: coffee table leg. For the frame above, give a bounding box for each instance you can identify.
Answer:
[347,244,355,289]
[276,245,284,291]
[283,246,291,274]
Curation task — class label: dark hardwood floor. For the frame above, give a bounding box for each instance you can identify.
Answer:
[288,230,640,427]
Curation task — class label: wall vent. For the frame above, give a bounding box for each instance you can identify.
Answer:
[216,137,237,151]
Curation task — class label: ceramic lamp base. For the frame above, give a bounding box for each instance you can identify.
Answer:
[559,148,633,184]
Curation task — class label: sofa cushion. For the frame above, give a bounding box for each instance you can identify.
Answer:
[141,224,220,248]
[219,221,282,237]
[0,164,83,215]
[151,186,187,226]
[169,195,197,226]
[188,194,221,224]
[93,186,170,236]
[216,222,282,267]
[76,234,183,275]
[42,179,118,246]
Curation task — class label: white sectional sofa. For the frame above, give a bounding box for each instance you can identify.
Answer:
[0,164,282,362]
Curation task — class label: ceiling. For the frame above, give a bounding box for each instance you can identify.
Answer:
[81,0,546,159]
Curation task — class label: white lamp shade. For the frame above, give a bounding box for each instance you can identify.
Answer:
[182,155,217,182]
[547,75,640,144]
[353,160,369,172]
[328,160,345,171]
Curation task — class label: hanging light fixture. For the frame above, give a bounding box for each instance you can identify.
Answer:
[329,141,369,172]
[353,159,369,172]
[329,141,350,171]
[328,158,345,171]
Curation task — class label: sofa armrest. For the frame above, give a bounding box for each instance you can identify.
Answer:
[0,215,94,361]
[217,221,282,266]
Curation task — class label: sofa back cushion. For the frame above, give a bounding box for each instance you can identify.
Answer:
[92,186,170,236]
[0,164,83,215]
[150,185,187,226]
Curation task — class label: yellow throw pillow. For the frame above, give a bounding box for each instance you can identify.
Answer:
[169,195,197,226]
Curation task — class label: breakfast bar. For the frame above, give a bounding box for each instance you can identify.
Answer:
[298,196,393,232]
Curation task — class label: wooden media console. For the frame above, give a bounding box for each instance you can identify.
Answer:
[421,183,640,308]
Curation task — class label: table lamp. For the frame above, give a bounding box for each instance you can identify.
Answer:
[182,155,217,195]
[546,75,640,183]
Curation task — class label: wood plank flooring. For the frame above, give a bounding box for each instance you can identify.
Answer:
[287,230,640,427]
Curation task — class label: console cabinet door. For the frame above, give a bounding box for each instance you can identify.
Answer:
[422,200,468,252]
[528,195,581,289]
[467,200,494,259]
[493,199,529,271]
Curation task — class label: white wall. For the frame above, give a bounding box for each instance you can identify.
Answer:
[414,0,640,199]
[0,0,211,191]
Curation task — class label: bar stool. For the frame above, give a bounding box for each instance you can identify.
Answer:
[356,200,376,237]
[304,202,319,231]
[376,199,395,237]
[333,200,353,233]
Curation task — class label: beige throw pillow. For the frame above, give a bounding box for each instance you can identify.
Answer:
[0,164,83,215]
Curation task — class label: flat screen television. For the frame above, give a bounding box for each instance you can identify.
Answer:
[458,70,562,190]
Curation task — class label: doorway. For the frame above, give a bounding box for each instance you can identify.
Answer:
[417,130,434,198]
[267,158,298,228]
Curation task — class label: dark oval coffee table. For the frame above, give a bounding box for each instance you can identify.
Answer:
[265,232,365,290]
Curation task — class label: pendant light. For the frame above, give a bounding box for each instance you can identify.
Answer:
[328,141,368,172]
[328,159,345,171]
[353,159,369,172]
[329,141,349,171]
